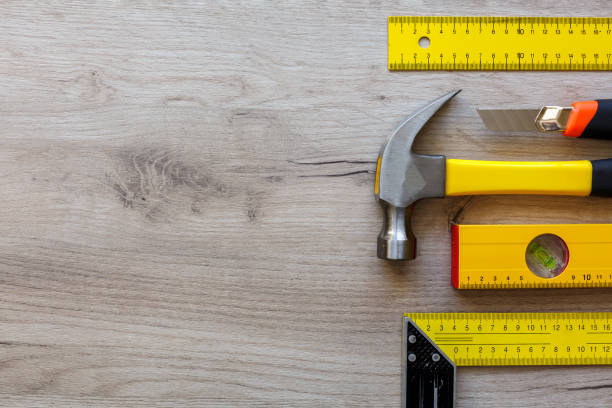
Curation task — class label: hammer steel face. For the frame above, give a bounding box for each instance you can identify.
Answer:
[375,91,612,261]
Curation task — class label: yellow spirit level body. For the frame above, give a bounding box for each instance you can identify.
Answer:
[452,224,612,289]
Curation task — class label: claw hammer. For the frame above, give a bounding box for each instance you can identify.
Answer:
[375,90,612,260]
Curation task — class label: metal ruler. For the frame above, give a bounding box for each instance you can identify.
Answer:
[451,224,612,289]
[388,16,612,71]
[405,313,612,366]
[403,313,612,407]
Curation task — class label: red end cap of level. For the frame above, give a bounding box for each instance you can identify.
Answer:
[451,224,459,289]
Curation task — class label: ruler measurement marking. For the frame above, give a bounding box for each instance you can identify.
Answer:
[437,343,551,345]
[437,332,552,335]
[389,16,612,71]
[406,313,612,366]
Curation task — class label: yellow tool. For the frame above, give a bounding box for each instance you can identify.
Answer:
[452,224,612,289]
[389,16,612,71]
[403,313,612,406]
[405,313,612,365]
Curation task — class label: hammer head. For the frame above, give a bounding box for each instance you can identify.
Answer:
[375,90,460,260]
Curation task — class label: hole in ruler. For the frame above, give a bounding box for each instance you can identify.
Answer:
[525,234,569,279]
[418,36,430,49]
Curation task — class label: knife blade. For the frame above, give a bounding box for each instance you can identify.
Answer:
[477,108,541,132]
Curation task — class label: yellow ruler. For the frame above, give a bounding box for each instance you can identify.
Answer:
[403,313,612,406]
[452,224,612,289]
[389,16,612,71]
[405,312,612,366]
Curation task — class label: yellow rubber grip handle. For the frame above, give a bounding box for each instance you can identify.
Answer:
[445,159,592,196]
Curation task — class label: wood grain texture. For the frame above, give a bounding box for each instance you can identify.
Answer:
[1,1,612,406]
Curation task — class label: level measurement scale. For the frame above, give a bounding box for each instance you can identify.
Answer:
[403,313,612,406]
[389,17,612,71]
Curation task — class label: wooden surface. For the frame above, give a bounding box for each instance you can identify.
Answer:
[1,1,612,406]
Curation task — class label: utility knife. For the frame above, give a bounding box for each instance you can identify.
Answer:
[477,99,612,139]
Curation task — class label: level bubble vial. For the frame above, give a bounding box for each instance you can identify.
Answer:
[525,233,569,279]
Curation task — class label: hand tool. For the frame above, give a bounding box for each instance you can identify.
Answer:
[478,100,612,138]
[375,90,612,261]
[388,16,612,71]
[403,313,612,407]
[452,224,612,289]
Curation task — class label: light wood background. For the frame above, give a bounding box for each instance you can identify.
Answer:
[1,1,612,407]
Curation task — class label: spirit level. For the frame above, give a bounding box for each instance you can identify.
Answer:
[403,313,612,407]
[451,224,612,289]
[388,16,612,71]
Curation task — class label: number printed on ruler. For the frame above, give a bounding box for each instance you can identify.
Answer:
[388,17,612,71]
[406,313,612,366]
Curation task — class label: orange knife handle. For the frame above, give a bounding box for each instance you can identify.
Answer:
[564,100,612,138]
